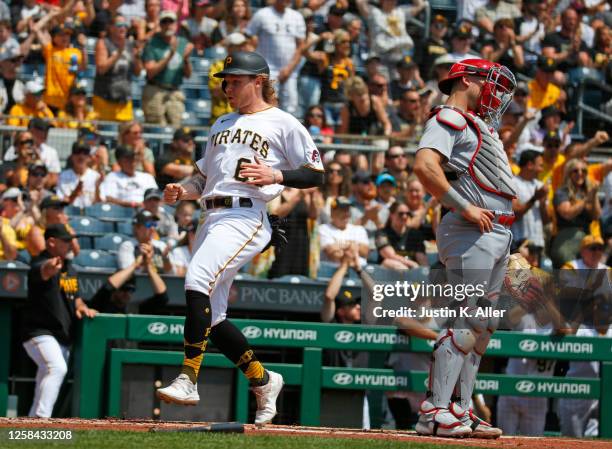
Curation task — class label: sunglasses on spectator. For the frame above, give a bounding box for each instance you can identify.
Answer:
[114,22,129,28]
[337,39,350,44]
[586,245,604,252]
[144,222,158,229]
[328,168,343,174]
[545,142,560,148]
[160,18,175,25]
[30,171,46,177]
[18,139,34,146]
[308,112,323,118]
[125,129,142,136]
[571,169,587,174]
[9,56,23,64]
[371,83,387,88]
[403,98,419,103]
[432,23,447,29]
[388,153,406,159]
[397,211,411,217]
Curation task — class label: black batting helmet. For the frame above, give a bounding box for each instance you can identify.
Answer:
[213,51,270,78]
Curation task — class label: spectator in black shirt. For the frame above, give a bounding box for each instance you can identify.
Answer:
[21,224,97,417]
[389,56,424,102]
[414,14,449,79]
[375,201,427,269]
[155,127,196,190]
[90,244,169,314]
[542,7,592,71]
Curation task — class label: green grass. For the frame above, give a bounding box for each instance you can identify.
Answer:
[0,430,486,449]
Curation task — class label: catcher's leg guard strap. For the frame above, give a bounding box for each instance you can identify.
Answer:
[210,319,269,386]
[181,290,212,383]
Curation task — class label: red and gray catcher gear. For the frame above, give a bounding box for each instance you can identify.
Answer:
[438,58,516,129]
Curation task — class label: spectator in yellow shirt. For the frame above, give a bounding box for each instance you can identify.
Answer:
[0,187,23,260]
[57,83,99,130]
[0,188,18,261]
[34,21,87,112]
[538,130,566,188]
[527,56,563,111]
[7,80,54,127]
[208,32,250,124]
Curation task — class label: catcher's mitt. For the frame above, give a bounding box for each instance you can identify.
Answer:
[503,253,545,312]
[261,214,288,253]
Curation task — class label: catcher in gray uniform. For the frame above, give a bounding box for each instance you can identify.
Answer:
[413,58,517,438]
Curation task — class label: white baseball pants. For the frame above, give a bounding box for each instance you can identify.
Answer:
[185,203,271,326]
[23,335,70,418]
[497,396,548,436]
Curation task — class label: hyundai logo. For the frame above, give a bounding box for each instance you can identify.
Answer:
[515,380,536,393]
[334,330,355,343]
[519,339,539,352]
[147,322,168,335]
[333,373,354,385]
[242,326,262,339]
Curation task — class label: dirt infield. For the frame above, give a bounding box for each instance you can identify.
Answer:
[0,418,610,449]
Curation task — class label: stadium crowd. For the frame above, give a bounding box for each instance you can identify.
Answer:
[0,0,610,436]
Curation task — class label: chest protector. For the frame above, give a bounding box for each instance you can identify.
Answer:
[432,105,517,200]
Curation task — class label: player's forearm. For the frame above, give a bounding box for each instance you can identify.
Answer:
[277,166,324,189]
[179,174,206,200]
[414,150,467,211]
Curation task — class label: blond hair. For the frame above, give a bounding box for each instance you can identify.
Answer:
[562,158,590,202]
[344,76,368,98]
[118,121,142,145]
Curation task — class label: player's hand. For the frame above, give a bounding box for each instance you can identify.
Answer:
[461,205,494,233]
[164,183,185,204]
[240,156,278,185]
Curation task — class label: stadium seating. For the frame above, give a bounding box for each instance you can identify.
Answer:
[16,250,31,265]
[94,233,134,253]
[0,260,29,269]
[64,205,83,217]
[84,203,134,222]
[77,236,94,250]
[72,249,118,271]
[69,216,114,236]
[116,220,134,236]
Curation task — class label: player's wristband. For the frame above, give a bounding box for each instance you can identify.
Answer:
[280,166,324,189]
[440,187,470,213]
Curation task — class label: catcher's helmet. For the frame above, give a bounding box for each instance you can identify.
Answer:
[213,51,270,78]
[438,58,516,128]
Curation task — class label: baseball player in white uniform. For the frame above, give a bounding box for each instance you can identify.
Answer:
[497,313,555,436]
[156,51,324,425]
[413,58,517,438]
[558,299,612,437]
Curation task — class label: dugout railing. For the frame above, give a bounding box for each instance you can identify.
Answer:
[65,314,612,437]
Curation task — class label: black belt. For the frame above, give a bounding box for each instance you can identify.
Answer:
[204,196,253,210]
